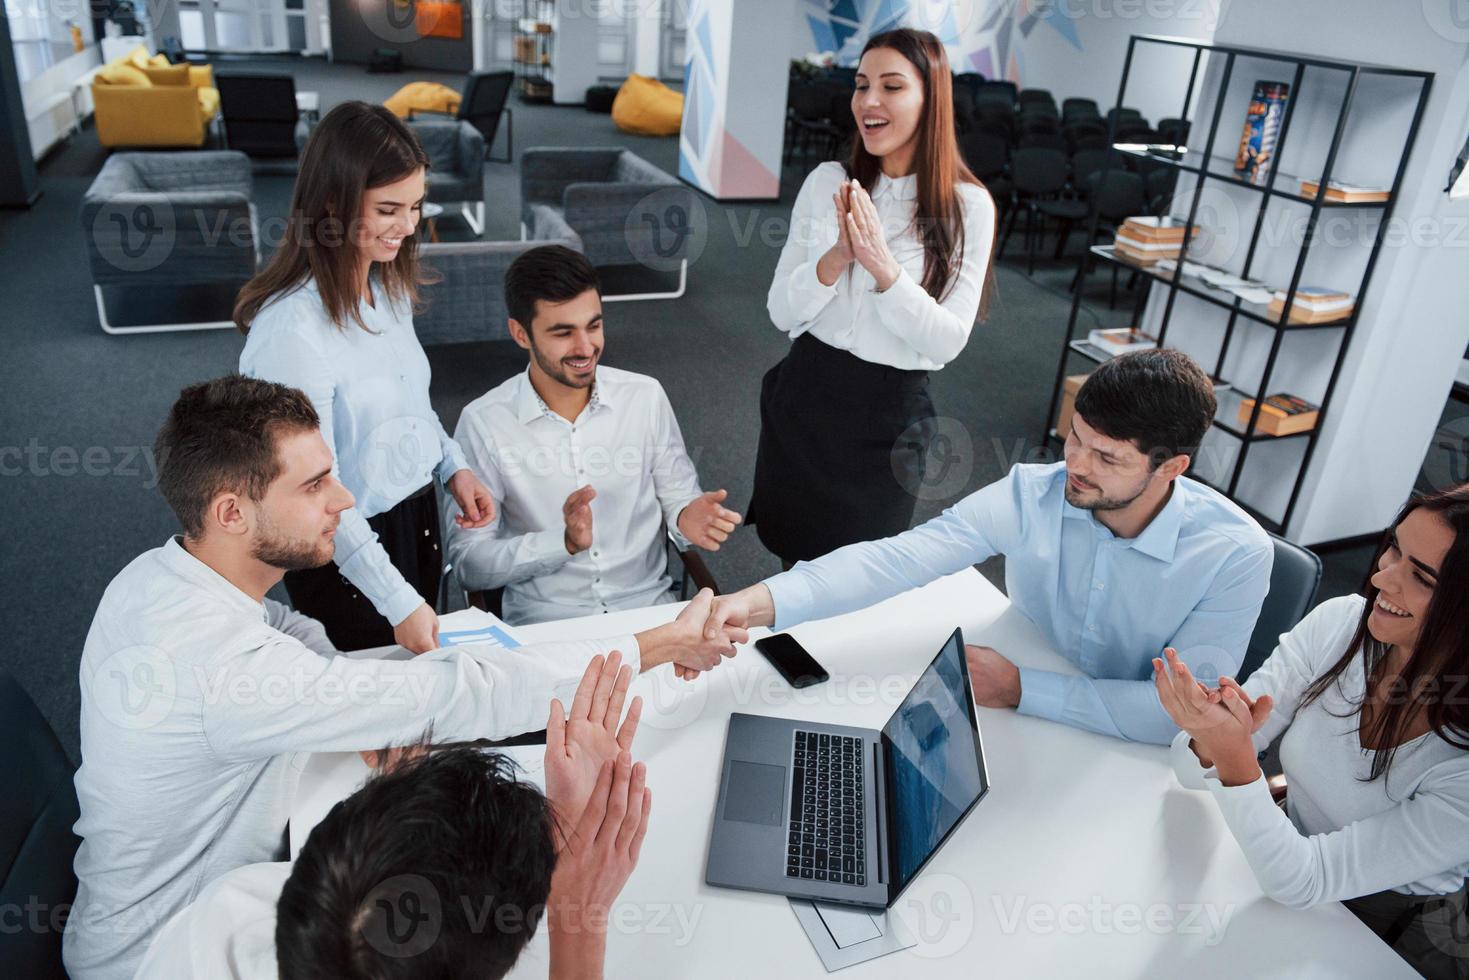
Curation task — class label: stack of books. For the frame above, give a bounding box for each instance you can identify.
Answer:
[1113,217,1198,265]
[1238,394,1320,436]
[1299,180,1390,203]
[1266,287,1354,325]
[1086,327,1158,356]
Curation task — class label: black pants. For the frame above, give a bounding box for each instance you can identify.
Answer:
[749,334,935,564]
[284,483,443,651]
[1344,885,1469,979]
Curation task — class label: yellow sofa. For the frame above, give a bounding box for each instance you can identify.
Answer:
[91,45,220,148]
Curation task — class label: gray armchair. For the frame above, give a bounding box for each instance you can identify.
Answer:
[520,147,694,301]
[80,151,257,335]
[410,120,486,236]
[415,237,580,346]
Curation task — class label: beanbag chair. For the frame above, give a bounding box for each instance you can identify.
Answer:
[611,74,683,136]
[384,81,460,118]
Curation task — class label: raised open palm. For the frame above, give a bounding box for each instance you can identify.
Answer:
[545,651,643,835]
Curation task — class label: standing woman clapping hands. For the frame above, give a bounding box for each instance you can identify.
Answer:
[750,28,996,568]
[235,102,495,652]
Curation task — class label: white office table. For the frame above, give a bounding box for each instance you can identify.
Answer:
[289,569,1415,978]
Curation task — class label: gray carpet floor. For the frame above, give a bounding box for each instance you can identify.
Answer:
[0,55,1377,762]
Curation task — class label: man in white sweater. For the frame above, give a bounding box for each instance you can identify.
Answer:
[63,375,741,980]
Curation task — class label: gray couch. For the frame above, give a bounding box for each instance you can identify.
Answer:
[520,147,694,300]
[80,151,257,335]
[410,120,486,237]
[415,238,580,346]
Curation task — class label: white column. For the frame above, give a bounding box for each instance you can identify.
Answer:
[677,0,788,201]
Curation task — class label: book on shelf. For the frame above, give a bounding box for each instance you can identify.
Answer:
[1267,286,1354,323]
[1086,327,1158,354]
[1299,180,1389,203]
[1238,393,1319,436]
[1119,216,1197,242]
[1234,80,1290,186]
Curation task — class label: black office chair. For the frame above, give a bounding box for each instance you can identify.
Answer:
[465,531,721,619]
[0,669,81,980]
[410,71,514,163]
[216,72,310,159]
[998,146,1071,275]
[1069,169,1145,304]
[1237,535,1323,683]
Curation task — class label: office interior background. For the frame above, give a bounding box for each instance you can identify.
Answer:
[1,0,1468,769]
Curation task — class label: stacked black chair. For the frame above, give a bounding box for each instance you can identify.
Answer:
[1072,170,1147,306]
[975,79,1018,106]
[1157,117,1191,145]
[998,146,1070,275]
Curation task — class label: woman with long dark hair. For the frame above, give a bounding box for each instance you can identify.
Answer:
[1157,485,1469,978]
[235,102,495,652]
[748,28,995,568]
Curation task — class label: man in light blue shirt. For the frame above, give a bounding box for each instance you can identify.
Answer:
[701,349,1272,744]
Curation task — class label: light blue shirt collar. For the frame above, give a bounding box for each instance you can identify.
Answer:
[1061,481,1184,564]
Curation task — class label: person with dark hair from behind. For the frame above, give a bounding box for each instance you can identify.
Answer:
[136,652,654,979]
[1158,486,1469,979]
[698,348,1273,743]
[63,375,741,980]
[443,244,743,625]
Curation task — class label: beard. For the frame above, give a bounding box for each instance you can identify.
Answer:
[1063,472,1151,512]
[530,340,599,390]
[252,509,334,571]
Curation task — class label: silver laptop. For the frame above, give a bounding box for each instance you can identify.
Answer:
[705,628,989,910]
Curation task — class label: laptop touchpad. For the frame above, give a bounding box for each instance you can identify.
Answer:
[723,761,785,826]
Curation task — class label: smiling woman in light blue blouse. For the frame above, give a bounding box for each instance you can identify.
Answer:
[234,102,495,653]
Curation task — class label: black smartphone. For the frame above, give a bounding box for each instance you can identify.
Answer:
[754,633,830,689]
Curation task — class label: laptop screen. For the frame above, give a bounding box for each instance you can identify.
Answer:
[880,628,987,893]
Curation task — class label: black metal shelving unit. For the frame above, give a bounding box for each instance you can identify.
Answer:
[1041,34,1433,535]
[513,0,554,103]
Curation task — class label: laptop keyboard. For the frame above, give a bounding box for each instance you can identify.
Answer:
[786,730,866,886]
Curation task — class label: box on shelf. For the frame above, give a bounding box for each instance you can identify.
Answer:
[1086,327,1158,356]
[1234,80,1290,186]
[1299,180,1390,203]
[1238,393,1319,436]
[1057,373,1090,439]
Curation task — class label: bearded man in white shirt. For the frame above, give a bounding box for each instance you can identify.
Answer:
[63,375,742,980]
[444,245,743,625]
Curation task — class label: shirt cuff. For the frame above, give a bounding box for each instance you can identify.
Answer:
[1204,768,1275,817]
[766,567,816,631]
[870,266,927,321]
[437,441,470,485]
[1015,667,1065,722]
[663,493,702,551]
[525,527,575,569]
[1170,730,1211,791]
[380,581,427,628]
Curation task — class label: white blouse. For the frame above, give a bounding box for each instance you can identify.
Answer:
[766,161,996,371]
[239,278,469,627]
[1171,595,1469,906]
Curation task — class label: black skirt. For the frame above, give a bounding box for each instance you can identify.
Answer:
[748,334,935,564]
[283,483,443,651]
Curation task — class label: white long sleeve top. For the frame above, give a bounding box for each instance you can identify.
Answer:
[239,278,469,626]
[1170,595,1469,907]
[766,161,995,371]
